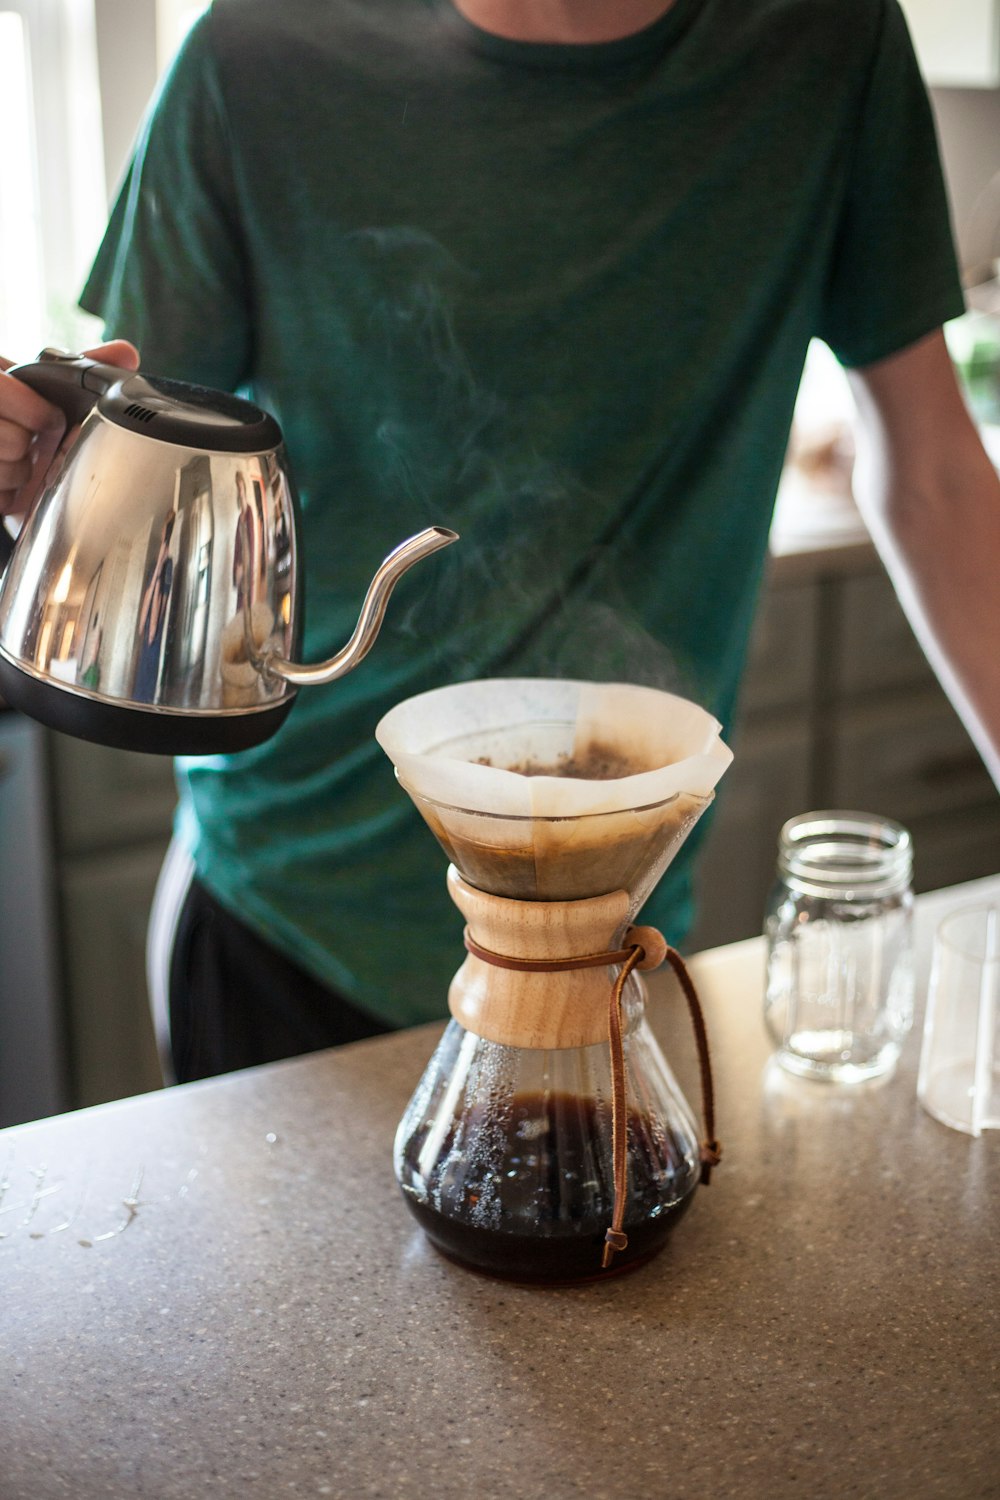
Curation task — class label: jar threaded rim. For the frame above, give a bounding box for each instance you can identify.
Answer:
[777,810,912,896]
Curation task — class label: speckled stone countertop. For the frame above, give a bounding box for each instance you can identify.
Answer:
[3,877,997,1500]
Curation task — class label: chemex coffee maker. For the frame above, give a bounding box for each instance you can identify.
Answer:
[377,679,733,1283]
[0,350,456,753]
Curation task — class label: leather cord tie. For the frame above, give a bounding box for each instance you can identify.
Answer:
[462,925,722,1272]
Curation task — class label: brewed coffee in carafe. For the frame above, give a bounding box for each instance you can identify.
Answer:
[376,679,732,1284]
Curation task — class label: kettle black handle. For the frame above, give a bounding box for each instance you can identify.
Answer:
[0,351,127,571]
[9,348,126,428]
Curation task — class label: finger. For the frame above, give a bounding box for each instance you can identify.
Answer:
[0,340,139,433]
[0,364,67,436]
[82,339,140,371]
[12,425,66,519]
[1,340,139,376]
[0,455,33,489]
[0,342,137,519]
[0,416,34,463]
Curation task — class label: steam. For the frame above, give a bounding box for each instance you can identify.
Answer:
[348,226,693,694]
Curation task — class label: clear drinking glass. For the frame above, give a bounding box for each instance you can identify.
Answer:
[763,811,914,1082]
[917,906,1000,1136]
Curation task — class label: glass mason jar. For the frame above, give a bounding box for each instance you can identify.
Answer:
[763,811,914,1082]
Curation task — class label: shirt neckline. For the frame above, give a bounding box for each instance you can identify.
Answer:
[435,0,703,72]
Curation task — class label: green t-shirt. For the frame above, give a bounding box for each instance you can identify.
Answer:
[82,0,963,1025]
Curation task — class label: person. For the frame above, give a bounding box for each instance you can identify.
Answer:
[1,0,998,1083]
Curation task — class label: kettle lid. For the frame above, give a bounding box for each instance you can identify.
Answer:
[100,373,283,453]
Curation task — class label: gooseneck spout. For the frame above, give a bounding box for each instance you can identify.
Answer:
[259,526,458,688]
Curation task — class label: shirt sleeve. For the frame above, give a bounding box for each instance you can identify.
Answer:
[817,0,966,369]
[80,9,253,391]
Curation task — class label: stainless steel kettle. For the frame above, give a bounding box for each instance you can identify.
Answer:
[0,350,457,754]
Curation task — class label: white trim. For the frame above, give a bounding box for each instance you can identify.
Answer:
[145,834,194,1087]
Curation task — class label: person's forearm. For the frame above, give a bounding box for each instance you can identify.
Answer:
[849,365,1000,791]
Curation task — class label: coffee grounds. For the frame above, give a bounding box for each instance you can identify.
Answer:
[476,740,642,781]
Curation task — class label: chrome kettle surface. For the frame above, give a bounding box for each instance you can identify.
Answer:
[0,352,457,754]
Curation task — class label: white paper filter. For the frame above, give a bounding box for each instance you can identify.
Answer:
[375,678,732,816]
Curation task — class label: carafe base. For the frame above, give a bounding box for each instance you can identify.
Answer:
[400,1185,696,1286]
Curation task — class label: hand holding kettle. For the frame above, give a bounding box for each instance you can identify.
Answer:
[0,347,457,753]
[0,341,140,519]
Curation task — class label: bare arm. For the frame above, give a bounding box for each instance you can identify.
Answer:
[847,328,1000,790]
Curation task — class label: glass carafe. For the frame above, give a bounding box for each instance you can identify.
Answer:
[395,980,702,1283]
[376,679,733,1284]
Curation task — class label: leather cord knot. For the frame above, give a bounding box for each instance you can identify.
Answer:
[699,1139,723,1185]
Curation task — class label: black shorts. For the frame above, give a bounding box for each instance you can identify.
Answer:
[168,876,393,1084]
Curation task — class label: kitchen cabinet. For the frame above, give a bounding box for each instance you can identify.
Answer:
[684,710,813,945]
[46,735,175,1109]
[687,554,1000,952]
[899,0,999,87]
[47,733,177,855]
[59,840,167,1106]
[0,715,67,1126]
